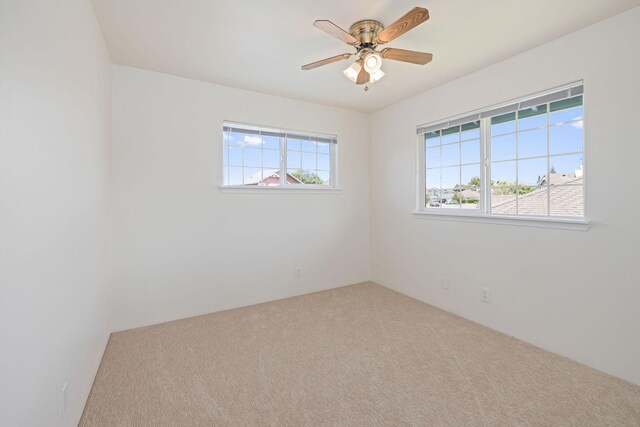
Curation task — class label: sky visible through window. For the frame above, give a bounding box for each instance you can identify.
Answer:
[223,131,332,186]
[425,95,584,217]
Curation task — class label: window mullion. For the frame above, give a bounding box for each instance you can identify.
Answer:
[260,132,264,185]
[280,137,286,187]
[418,135,425,210]
[546,104,551,216]
[515,113,519,215]
[480,118,490,215]
[330,143,337,187]
[458,132,462,209]
[416,83,584,221]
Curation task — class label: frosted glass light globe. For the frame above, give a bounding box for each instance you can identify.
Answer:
[363,53,382,73]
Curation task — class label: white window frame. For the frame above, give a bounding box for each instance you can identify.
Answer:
[414,82,589,231]
[220,121,340,193]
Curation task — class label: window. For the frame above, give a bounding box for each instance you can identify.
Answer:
[222,122,337,188]
[425,122,481,210]
[418,83,585,222]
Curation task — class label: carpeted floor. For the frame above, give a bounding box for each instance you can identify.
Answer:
[80,282,640,426]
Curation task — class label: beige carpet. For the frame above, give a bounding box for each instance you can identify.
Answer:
[80,282,640,426]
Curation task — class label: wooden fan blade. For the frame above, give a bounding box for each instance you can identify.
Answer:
[313,20,358,45]
[380,48,433,65]
[301,53,352,70]
[376,7,429,44]
[356,67,370,85]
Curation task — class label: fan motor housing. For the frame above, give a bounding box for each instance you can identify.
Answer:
[349,20,383,46]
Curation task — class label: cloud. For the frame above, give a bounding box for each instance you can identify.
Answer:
[243,135,263,145]
[570,120,583,129]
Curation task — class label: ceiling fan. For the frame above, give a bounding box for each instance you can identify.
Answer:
[301,7,433,90]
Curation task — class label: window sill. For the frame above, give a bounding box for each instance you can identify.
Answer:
[220,185,342,194]
[411,210,590,231]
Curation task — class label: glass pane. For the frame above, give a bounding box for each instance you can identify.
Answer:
[426,146,441,168]
[301,152,316,170]
[548,154,583,184]
[550,185,584,217]
[426,168,440,191]
[491,133,516,161]
[519,104,547,118]
[518,157,547,186]
[442,126,460,144]
[461,121,480,131]
[262,135,280,150]
[550,95,582,112]
[518,107,547,130]
[287,169,301,184]
[227,132,247,147]
[228,166,243,185]
[517,186,548,216]
[226,132,244,147]
[461,139,480,164]
[301,140,316,152]
[242,168,261,185]
[550,121,583,155]
[491,187,516,215]
[287,138,302,151]
[425,131,441,148]
[223,165,229,186]
[287,150,301,169]
[440,189,458,208]
[461,122,480,141]
[244,147,262,167]
[242,134,263,146]
[518,128,547,159]
[426,188,441,208]
[317,170,330,184]
[459,188,480,209]
[263,149,279,168]
[317,142,330,154]
[441,166,460,189]
[491,161,516,186]
[227,144,242,166]
[317,154,330,171]
[260,170,281,186]
[461,164,480,188]
[287,169,323,185]
[491,113,516,135]
[442,143,460,167]
[550,106,583,124]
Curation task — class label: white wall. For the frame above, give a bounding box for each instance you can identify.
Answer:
[111,66,370,331]
[0,1,113,426]
[370,7,640,385]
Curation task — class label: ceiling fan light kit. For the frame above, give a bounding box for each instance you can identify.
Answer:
[363,52,382,73]
[342,61,362,83]
[302,7,433,91]
[369,69,385,83]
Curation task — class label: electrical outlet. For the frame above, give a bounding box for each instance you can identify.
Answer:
[60,382,68,417]
[480,287,491,303]
[294,267,302,279]
[441,278,450,290]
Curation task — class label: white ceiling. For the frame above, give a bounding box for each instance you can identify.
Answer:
[92,0,640,112]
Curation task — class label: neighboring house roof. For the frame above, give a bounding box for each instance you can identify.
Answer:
[492,176,583,217]
[242,169,302,185]
[243,168,278,185]
[538,172,581,186]
[459,189,480,199]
